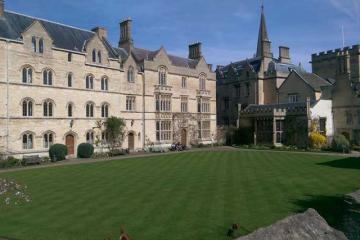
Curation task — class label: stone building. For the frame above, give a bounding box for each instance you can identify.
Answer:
[0,2,217,157]
[312,45,360,143]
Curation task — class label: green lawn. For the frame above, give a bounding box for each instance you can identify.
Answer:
[0,150,360,240]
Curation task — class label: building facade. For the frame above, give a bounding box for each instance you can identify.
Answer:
[0,2,217,157]
[312,45,360,143]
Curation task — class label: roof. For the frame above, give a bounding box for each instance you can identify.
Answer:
[292,71,332,92]
[242,102,310,116]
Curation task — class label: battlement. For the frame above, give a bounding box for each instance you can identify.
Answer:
[312,44,360,60]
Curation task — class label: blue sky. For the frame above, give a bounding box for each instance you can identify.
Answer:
[7,0,360,70]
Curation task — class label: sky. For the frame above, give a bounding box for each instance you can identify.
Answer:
[6,0,360,71]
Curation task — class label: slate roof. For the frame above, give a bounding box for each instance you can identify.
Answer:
[242,102,310,115]
[293,71,332,92]
[0,10,196,67]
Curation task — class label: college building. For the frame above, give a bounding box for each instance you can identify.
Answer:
[0,1,217,157]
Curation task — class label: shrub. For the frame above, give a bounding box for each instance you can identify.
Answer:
[309,132,327,149]
[77,143,94,158]
[49,144,68,161]
[331,134,350,153]
[0,157,21,169]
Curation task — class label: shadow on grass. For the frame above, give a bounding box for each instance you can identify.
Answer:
[292,194,360,240]
[318,157,360,170]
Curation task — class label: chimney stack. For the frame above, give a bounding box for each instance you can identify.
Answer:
[279,46,291,64]
[119,19,133,51]
[0,0,5,17]
[189,42,202,60]
[92,26,107,40]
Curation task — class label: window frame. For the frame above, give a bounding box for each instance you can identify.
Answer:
[22,132,34,150]
[22,66,33,84]
[86,102,94,118]
[43,132,54,149]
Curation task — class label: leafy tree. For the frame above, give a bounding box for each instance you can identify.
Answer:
[104,117,126,154]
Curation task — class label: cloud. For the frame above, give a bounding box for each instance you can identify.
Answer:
[329,0,360,24]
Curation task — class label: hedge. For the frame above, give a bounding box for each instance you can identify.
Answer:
[77,143,94,158]
[49,144,68,161]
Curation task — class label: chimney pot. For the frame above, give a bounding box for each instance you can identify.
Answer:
[188,42,202,60]
[119,19,133,51]
[279,46,291,64]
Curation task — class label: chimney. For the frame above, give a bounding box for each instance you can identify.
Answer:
[188,42,202,60]
[279,46,291,64]
[119,19,133,51]
[0,0,4,17]
[92,26,107,40]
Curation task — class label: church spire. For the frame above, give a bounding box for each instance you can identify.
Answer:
[256,4,272,58]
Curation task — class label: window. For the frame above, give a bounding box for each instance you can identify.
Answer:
[39,38,44,53]
[68,53,72,62]
[67,103,73,117]
[22,99,33,117]
[98,51,102,64]
[158,67,167,85]
[22,67,33,83]
[275,120,284,144]
[198,98,210,113]
[127,66,135,82]
[92,49,96,63]
[156,121,172,142]
[181,97,188,113]
[22,133,33,149]
[245,82,250,97]
[86,103,94,117]
[101,104,109,118]
[199,75,206,90]
[101,131,108,144]
[43,69,53,85]
[101,77,108,91]
[288,94,299,103]
[235,85,240,97]
[126,96,136,111]
[67,73,73,87]
[198,121,210,139]
[86,131,94,144]
[155,94,171,112]
[224,97,230,111]
[181,77,187,88]
[346,111,353,125]
[43,100,53,117]
[86,75,94,89]
[319,118,326,136]
[43,132,54,149]
[31,36,37,52]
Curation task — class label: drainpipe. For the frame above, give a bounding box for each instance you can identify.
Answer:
[5,40,9,155]
[141,72,145,149]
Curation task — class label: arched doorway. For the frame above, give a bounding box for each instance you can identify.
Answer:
[128,132,134,151]
[181,129,187,146]
[65,134,75,155]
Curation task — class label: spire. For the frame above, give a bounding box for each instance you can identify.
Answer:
[256,4,272,58]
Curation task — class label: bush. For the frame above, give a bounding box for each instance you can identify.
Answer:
[309,132,327,149]
[331,134,350,153]
[352,145,360,152]
[0,157,21,169]
[49,144,68,161]
[77,143,94,158]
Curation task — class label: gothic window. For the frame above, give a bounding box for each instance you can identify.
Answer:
[43,132,54,149]
[98,51,102,63]
[155,94,171,112]
[39,38,44,53]
[67,73,73,87]
[128,66,135,82]
[43,100,53,117]
[86,131,94,144]
[43,69,53,85]
[101,103,109,118]
[199,74,206,90]
[86,102,94,118]
[31,36,37,53]
[22,99,33,117]
[22,132,34,149]
[92,49,96,63]
[158,67,167,86]
[86,75,94,89]
[101,76,108,91]
[126,96,136,111]
[22,67,33,83]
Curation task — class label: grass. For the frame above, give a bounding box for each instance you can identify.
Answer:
[0,149,360,240]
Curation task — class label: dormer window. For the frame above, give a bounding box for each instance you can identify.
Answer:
[31,36,37,52]
[39,38,44,53]
[31,36,44,54]
[128,66,135,82]
[92,49,96,63]
[158,67,167,86]
[98,51,102,63]
[199,74,206,90]
[91,49,102,64]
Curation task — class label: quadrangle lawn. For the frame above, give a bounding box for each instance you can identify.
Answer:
[0,149,360,240]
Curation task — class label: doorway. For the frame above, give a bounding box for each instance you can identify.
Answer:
[181,129,187,146]
[65,134,75,155]
[128,132,134,151]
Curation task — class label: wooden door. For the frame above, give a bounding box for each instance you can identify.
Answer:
[181,129,187,146]
[128,133,134,151]
[65,134,75,155]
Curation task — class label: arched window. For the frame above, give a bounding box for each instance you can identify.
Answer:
[101,76,108,91]
[31,36,37,53]
[86,75,94,89]
[22,99,33,117]
[67,103,73,117]
[86,102,94,117]
[86,131,94,144]
[199,74,206,90]
[98,51,102,64]
[39,38,44,53]
[158,67,167,86]
[128,66,134,82]
[101,103,109,118]
[67,73,73,87]
[92,49,96,63]
[43,100,53,117]
[43,69,53,85]
[22,66,32,83]
[22,132,34,149]
[43,132,54,149]
[101,131,108,144]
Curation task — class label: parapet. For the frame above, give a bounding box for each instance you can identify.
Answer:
[312,44,360,61]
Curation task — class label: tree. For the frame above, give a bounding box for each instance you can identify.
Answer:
[104,117,126,154]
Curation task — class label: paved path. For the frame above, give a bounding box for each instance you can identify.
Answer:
[0,146,359,174]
